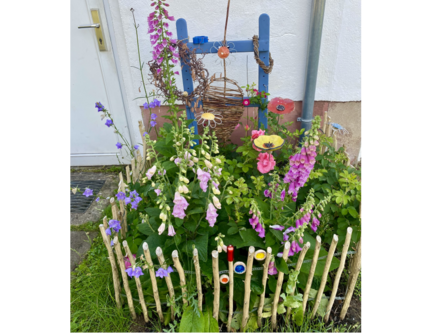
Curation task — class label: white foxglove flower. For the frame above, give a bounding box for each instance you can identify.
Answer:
[193,157,199,163]
[212,196,221,209]
[212,187,221,195]
[204,153,211,160]
[223,245,227,252]
[159,212,167,222]
[204,160,213,169]
[170,157,175,161]
[158,222,166,234]
[215,158,221,164]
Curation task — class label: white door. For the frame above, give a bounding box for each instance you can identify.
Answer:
[71,0,131,166]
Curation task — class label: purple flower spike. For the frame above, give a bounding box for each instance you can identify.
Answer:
[95,197,100,202]
[105,119,113,127]
[134,145,139,150]
[143,102,149,109]
[83,188,93,197]
[116,142,122,149]
[166,266,174,274]
[143,132,148,137]
[150,120,157,127]
[105,228,112,236]
[151,113,158,120]
[155,267,168,278]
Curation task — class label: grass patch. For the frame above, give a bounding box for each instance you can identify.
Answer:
[71,236,133,332]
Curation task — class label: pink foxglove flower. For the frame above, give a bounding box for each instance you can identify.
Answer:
[154,189,162,196]
[270,225,285,231]
[146,165,157,180]
[235,123,240,130]
[168,224,176,236]
[158,222,166,235]
[172,192,189,219]
[257,153,276,174]
[206,203,218,227]
[288,240,302,257]
[197,168,211,192]
[268,261,278,275]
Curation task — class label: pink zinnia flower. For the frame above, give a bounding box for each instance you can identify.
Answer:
[257,153,276,174]
[268,261,278,275]
[243,99,250,106]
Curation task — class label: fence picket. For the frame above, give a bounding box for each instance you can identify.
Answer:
[98,224,121,309]
[257,247,272,327]
[156,247,175,321]
[126,165,131,184]
[193,248,203,311]
[311,234,338,318]
[143,242,164,322]
[302,236,322,313]
[172,250,188,305]
[340,239,361,320]
[227,259,234,331]
[325,228,352,322]
[241,246,255,331]
[114,237,136,319]
[131,158,136,184]
[123,240,149,322]
[272,241,290,330]
[212,250,220,321]
[285,242,310,321]
[118,172,127,237]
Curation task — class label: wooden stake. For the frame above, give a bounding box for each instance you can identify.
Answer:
[241,246,255,331]
[138,120,145,140]
[131,158,136,184]
[333,131,337,151]
[302,236,322,313]
[322,111,328,153]
[143,242,164,322]
[172,250,188,305]
[114,237,136,319]
[156,247,175,321]
[193,248,203,311]
[311,234,338,318]
[110,198,118,221]
[340,239,361,320]
[102,216,110,244]
[123,241,149,322]
[212,250,220,321]
[272,241,291,330]
[326,116,332,137]
[325,228,352,322]
[98,225,121,309]
[135,152,141,182]
[285,242,310,321]
[227,260,234,331]
[257,247,272,327]
[126,165,131,184]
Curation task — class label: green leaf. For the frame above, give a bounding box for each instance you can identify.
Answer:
[137,223,156,236]
[202,310,219,332]
[239,229,266,248]
[341,208,348,216]
[161,160,178,172]
[269,228,283,242]
[268,276,277,293]
[186,232,209,262]
[275,257,289,274]
[227,226,238,235]
[348,206,359,218]
[179,306,205,332]
[292,304,304,326]
[251,280,264,295]
[277,303,286,314]
[265,232,276,247]
[154,141,175,158]
[283,295,303,308]
[187,207,205,215]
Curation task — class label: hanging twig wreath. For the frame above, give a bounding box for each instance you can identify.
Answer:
[147,42,210,107]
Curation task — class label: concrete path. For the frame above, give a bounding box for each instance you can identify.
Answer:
[70,171,119,272]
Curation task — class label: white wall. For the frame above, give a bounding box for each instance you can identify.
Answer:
[107,0,360,144]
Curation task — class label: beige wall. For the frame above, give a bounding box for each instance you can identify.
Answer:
[140,101,361,163]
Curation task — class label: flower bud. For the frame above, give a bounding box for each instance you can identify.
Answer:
[204,160,213,169]
[205,153,211,160]
[215,158,221,164]
[193,157,199,163]
[166,206,170,211]
[212,187,221,195]
[170,157,175,161]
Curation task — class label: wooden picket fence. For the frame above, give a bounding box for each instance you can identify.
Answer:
[99,221,361,330]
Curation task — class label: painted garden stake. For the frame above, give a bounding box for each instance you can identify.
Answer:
[142,242,163,322]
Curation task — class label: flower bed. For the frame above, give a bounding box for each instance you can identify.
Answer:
[78,1,361,331]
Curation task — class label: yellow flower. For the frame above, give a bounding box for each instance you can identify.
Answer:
[253,135,285,151]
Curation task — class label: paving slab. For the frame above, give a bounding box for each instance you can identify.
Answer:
[71,231,99,271]
[71,172,119,226]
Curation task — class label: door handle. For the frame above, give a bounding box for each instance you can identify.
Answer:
[78,23,100,29]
